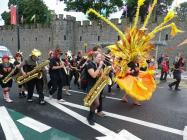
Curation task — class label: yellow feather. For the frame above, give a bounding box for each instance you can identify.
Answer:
[164,11,175,23]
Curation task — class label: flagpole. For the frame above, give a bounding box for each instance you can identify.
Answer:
[16,5,20,51]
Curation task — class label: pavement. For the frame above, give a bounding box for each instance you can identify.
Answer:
[0,77,187,140]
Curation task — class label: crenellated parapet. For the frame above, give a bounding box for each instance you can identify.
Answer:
[0,14,187,58]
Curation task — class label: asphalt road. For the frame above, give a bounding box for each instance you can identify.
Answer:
[0,78,187,140]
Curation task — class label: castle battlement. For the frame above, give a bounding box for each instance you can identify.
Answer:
[0,14,187,60]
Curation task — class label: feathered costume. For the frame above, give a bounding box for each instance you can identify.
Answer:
[87,0,182,101]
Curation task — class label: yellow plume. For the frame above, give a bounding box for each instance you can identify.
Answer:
[170,23,184,37]
[164,11,175,23]
[142,0,157,29]
[133,0,145,29]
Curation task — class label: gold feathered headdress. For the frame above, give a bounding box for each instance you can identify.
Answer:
[87,0,183,78]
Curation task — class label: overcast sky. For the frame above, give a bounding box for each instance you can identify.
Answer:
[0,0,186,25]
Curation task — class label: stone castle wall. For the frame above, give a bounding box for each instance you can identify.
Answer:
[0,14,187,60]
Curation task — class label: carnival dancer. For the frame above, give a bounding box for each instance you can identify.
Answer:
[69,54,80,89]
[49,48,65,101]
[86,0,181,107]
[14,51,27,98]
[20,49,45,104]
[119,55,156,105]
[86,53,104,125]
[0,55,14,102]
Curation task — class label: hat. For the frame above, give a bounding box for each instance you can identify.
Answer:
[31,49,42,57]
[86,49,95,57]
[2,55,10,60]
[15,51,23,57]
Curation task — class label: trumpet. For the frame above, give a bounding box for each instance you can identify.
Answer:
[2,67,17,84]
[60,60,69,75]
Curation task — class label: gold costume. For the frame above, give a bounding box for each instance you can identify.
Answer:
[87,0,182,101]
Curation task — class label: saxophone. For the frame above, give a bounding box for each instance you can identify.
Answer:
[84,66,112,107]
[2,67,17,84]
[16,60,49,85]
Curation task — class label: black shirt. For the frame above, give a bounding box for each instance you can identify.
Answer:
[0,63,14,78]
[70,59,77,67]
[23,56,37,72]
[49,57,62,75]
[104,55,111,66]
[127,61,139,76]
[87,61,98,90]
[14,60,22,74]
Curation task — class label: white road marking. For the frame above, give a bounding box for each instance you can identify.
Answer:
[67,89,122,101]
[17,117,51,133]
[60,101,184,136]
[96,129,142,140]
[0,106,24,140]
[183,126,187,140]
[34,94,140,140]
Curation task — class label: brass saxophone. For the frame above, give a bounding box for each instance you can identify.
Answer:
[16,60,49,85]
[2,67,17,84]
[84,66,112,107]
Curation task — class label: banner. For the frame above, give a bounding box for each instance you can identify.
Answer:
[10,6,17,25]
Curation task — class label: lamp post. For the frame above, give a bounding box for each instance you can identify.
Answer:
[155,32,161,69]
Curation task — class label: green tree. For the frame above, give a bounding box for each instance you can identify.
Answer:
[154,0,174,21]
[125,0,152,22]
[1,11,11,25]
[1,0,52,25]
[175,2,187,20]
[64,0,124,20]
[125,0,174,22]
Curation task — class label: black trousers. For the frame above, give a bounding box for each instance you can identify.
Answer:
[97,91,103,113]
[69,69,79,86]
[170,71,181,90]
[27,78,44,101]
[160,70,168,80]
[49,76,63,100]
[170,78,181,89]
[108,71,113,93]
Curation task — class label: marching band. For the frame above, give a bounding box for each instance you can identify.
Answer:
[0,45,185,126]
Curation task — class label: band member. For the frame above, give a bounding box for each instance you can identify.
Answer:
[79,51,93,91]
[49,48,66,101]
[93,46,106,117]
[62,53,71,96]
[47,50,54,90]
[69,54,80,89]
[76,50,83,63]
[0,55,14,103]
[168,55,185,91]
[20,49,45,104]
[86,53,104,125]
[14,51,27,98]
[104,50,114,96]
